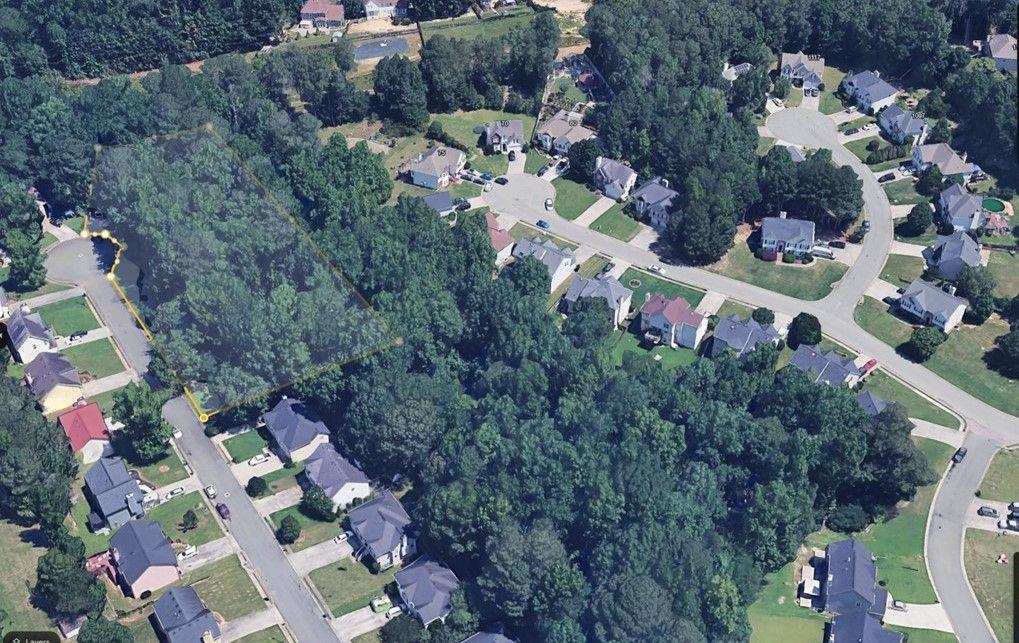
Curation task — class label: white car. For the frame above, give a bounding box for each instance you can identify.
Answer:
[845,106,857,113]
[648,265,662,273]
[335,530,353,543]
[544,198,554,210]
[176,545,198,560]
[484,181,493,192]
[385,606,403,619]
[165,487,185,501]
[204,485,217,499]
[248,453,270,466]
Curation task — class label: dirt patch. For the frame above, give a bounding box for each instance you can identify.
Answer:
[158,465,170,473]
[534,0,590,13]
[347,20,418,37]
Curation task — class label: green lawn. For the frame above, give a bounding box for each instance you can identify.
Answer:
[589,203,640,241]
[883,179,926,206]
[837,115,876,132]
[181,554,264,620]
[606,328,697,370]
[756,137,776,157]
[893,220,940,247]
[965,529,1014,643]
[844,135,908,172]
[224,430,269,463]
[0,265,72,300]
[420,5,539,42]
[986,250,1019,297]
[619,268,705,309]
[235,626,289,643]
[61,339,124,379]
[309,558,399,618]
[145,492,223,547]
[352,631,383,643]
[818,67,847,114]
[64,216,86,234]
[0,519,54,634]
[879,254,924,288]
[34,296,101,336]
[448,180,482,200]
[88,384,130,417]
[552,177,599,220]
[467,152,509,177]
[524,150,548,174]
[785,88,803,108]
[554,76,587,105]
[715,299,756,320]
[262,463,305,494]
[132,449,190,488]
[978,448,1019,501]
[707,243,848,300]
[887,627,958,643]
[861,370,958,428]
[430,109,536,151]
[748,554,827,643]
[854,297,1019,416]
[508,222,578,250]
[270,505,339,552]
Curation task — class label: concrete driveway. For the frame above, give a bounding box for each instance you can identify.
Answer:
[483,173,556,219]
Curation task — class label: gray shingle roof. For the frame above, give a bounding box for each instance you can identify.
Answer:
[986,33,1017,60]
[916,143,973,176]
[484,120,524,146]
[407,147,466,179]
[5,308,55,349]
[110,520,177,584]
[423,192,454,214]
[855,391,890,417]
[829,612,903,643]
[511,237,575,281]
[708,315,781,358]
[84,457,144,523]
[780,51,824,82]
[263,398,328,455]
[789,344,860,387]
[631,178,678,209]
[24,351,80,396]
[536,110,596,147]
[939,184,984,229]
[901,279,967,318]
[825,539,878,614]
[153,586,220,643]
[348,491,411,557]
[844,70,898,102]
[781,145,807,163]
[563,276,631,315]
[461,633,515,643]
[396,556,459,625]
[304,443,369,499]
[922,231,981,273]
[593,158,636,193]
[878,104,925,139]
[762,216,815,246]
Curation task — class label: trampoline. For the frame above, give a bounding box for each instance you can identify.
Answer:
[354,38,409,60]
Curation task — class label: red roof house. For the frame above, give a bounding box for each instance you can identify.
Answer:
[639,293,708,349]
[300,0,346,27]
[59,401,111,453]
[486,212,514,265]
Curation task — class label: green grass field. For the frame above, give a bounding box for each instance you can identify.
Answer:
[986,250,1019,297]
[352,631,383,643]
[589,203,640,241]
[883,179,927,206]
[270,505,339,552]
[145,491,223,547]
[978,448,1019,501]
[61,338,124,378]
[785,88,804,108]
[707,244,848,300]
[552,177,599,220]
[430,109,536,152]
[715,299,756,320]
[756,137,776,156]
[262,463,305,495]
[34,296,101,336]
[223,430,269,463]
[965,529,1014,643]
[133,449,190,488]
[893,220,940,247]
[508,222,578,250]
[861,370,958,428]
[844,135,908,171]
[879,254,925,288]
[554,76,587,105]
[420,5,540,43]
[309,558,399,618]
[605,328,697,370]
[524,151,548,174]
[182,554,264,620]
[88,384,129,416]
[837,115,876,132]
[467,152,509,177]
[619,268,705,309]
[0,520,53,634]
[818,67,847,114]
[235,626,289,643]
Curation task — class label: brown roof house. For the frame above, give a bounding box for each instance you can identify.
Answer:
[639,294,708,349]
[912,144,974,182]
[534,110,596,156]
[983,33,1017,73]
[300,0,345,28]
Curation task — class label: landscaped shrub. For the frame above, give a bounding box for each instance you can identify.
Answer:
[827,504,869,532]
[802,254,814,264]
[782,252,795,263]
[246,476,268,498]
[751,307,775,325]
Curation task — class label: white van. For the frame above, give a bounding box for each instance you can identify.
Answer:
[811,246,835,260]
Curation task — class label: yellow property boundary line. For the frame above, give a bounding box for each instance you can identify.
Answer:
[82,124,400,422]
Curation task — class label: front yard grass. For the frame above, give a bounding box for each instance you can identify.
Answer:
[61,339,124,379]
[182,554,264,620]
[270,505,338,552]
[88,384,131,417]
[756,136,776,156]
[784,88,803,108]
[844,135,908,172]
[467,152,508,177]
[132,449,189,488]
[34,296,100,336]
[145,491,223,547]
[818,67,847,114]
[309,558,399,618]
[589,203,640,241]
[448,180,483,200]
[879,254,924,288]
[223,430,269,463]
[552,177,599,220]
[235,626,289,643]
[619,267,705,309]
[262,463,305,494]
[0,265,72,300]
[861,370,959,429]
[507,222,578,250]
[715,299,756,320]
[524,150,548,174]
[964,529,1014,643]
[0,519,54,634]
[706,243,848,301]
[986,250,1019,297]
[893,219,940,247]
[978,448,1019,501]
[837,115,875,132]
[883,179,926,206]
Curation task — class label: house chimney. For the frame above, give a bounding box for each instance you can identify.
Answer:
[660,178,669,189]
[779,210,788,219]
[873,70,880,78]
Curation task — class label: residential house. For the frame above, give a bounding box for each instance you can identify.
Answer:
[24,351,82,414]
[262,397,330,464]
[826,612,903,643]
[485,212,514,265]
[405,147,467,190]
[922,231,982,281]
[461,633,514,643]
[4,307,56,363]
[912,143,974,182]
[639,293,708,349]
[423,192,455,217]
[484,120,524,154]
[899,279,967,332]
[938,184,986,231]
[153,586,221,643]
[534,110,596,155]
[303,443,371,512]
[59,400,112,464]
[855,390,890,417]
[562,275,633,327]
[299,0,345,28]
[0,287,8,318]
[109,520,180,598]
[983,33,1017,72]
[631,177,679,231]
[511,237,577,292]
[877,105,927,144]
[348,491,415,570]
[705,314,782,358]
[822,540,888,618]
[395,556,460,628]
[780,144,807,163]
[789,345,864,388]
[592,157,637,201]
[760,213,815,256]
[722,62,753,84]
[779,51,825,89]
[363,0,406,20]
[84,457,145,531]
[841,70,898,113]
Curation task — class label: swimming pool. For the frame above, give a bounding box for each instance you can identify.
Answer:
[354,37,409,60]
[982,197,1006,213]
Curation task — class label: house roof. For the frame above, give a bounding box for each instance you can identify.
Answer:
[59,401,110,451]
[485,212,514,253]
[84,457,144,522]
[406,147,466,179]
[762,215,815,246]
[536,110,596,147]
[24,352,80,397]
[781,145,807,163]
[564,276,632,314]
[780,51,824,80]
[916,143,973,176]
[304,443,369,499]
[5,308,55,349]
[901,279,967,318]
[986,33,1017,60]
[301,0,345,20]
[709,314,781,357]
[844,70,898,102]
[879,105,925,137]
[825,539,878,612]
[461,633,514,643]
[395,556,459,625]
[348,491,411,557]
[593,157,636,192]
[855,390,890,417]
[511,237,575,279]
[423,192,455,214]
[263,398,328,454]
[789,344,860,387]
[829,612,904,643]
[722,62,753,81]
[631,177,679,211]
[640,293,703,328]
[939,184,984,228]
[922,231,981,272]
[0,286,7,309]
[109,520,177,584]
[153,586,220,643]
[484,120,524,145]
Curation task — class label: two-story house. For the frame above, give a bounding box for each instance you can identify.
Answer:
[24,351,82,414]
[938,183,986,231]
[984,33,1017,73]
[877,104,927,144]
[639,293,707,349]
[404,147,467,190]
[84,457,145,531]
[898,279,967,332]
[592,157,637,201]
[760,213,815,256]
[562,275,633,327]
[299,0,345,28]
[348,491,415,570]
[4,307,56,363]
[921,231,982,281]
[534,110,596,156]
[912,143,974,182]
[395,557,459,628]
[841,70,898,113]
[362,0,406,19]
[303,443,371,512]
[511,237,577,292]
[483,120,524,154]
[779,51,825,89]
[263,397,330,464]
[630,177,679,231]
[110,520,180,598]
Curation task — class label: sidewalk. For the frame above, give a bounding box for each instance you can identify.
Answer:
[910,420,964,448]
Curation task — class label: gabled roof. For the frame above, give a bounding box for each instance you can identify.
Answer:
[263,398,328,454]
[844,70,898,102]
[59,402,110,451]
[829,612,904,643]
[395,556,459,625]
[631,177,679,211]
[762,216,815,246]
[939,184,984,228]
[24,352,80,397]
[484,120,524,145]
[110,520,177,584]
[406,147,466,178]
[825,539,878,613]
[986,33,1017,60]
[153,586,220,643]
[922,231,981,271]
[780,51,824,80]
[709,314,781,357]
[916,143,973,176]
[593,158,636,192]
[422,192,454,214]
[5,308,55,348]
[304,443,369,499]
[855,390,889,417]
[536,110,596,146]
[348,491,412,556]
[301,0,345,21]
[564,276,632,314]
[879,104,925,137]
[640,293,703,328]
[789,345,860,387]
[781,145,807,163]
[901,279,967,317]
[461,633,514,643]
[84,457,143,521]
[0,287,8,311]
[511,237,575,278]
[485,212,514,253]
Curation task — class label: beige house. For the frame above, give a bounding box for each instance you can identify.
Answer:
[110,520,180,598]
[535,110,596,155]
[24,352,82,415]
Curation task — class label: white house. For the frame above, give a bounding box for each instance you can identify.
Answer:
[303,443,371,512]
[877,105,927,144]
[760,213,815,256]
[534,110,596,155]
[0,287,9,319]
[511,237,576,292]
[779,51,824,89]
[899,279,967,332]
[841,70,898,113]
[395,557,459,627]
[348,492,416,570]
[984,33,1017,73]
[362,0,406,19]
[483,120,524,154]
[639,293,708,349]
[592,157,637,201]
[631,177,679,231]
[4,307,56,364]
[404,147,467,190]
[912,144,974,182]
[485,212,514,265]
[562,275,633,327]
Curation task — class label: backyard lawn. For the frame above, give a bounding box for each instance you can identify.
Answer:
[554,76,587,106]
[552,177,599,220]
[589,203,640,241]
[605,328,697,370]
[270,505,339,552]
[978,448,1019,500]
[707,244,847,300]
[61,339,124,379]
[235,626,289,643]
[181,554,264,620]
[508,222,578,249]
[748,554,827,643]
[879,254,924,288]
[619,267,705,309]
[883,179,926,206]
[0,519,53,634]
[34,296,101,336]
[756,136,776,156]
[986,250,1019,297]
[964,529,1013,643]
[309,558,399,618]
[818,67,847,114]
[430,109,536,151]
[223,430,269,463]
[861,370,958,428]
[145,492,223,547]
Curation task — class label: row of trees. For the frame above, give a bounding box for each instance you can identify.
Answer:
[757,146,864,230]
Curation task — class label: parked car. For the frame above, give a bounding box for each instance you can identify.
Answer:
[537,165,550,177]
[997,517,1018,531]
[862,123,877,131]
[844,128,859,135]
[601,261,616,274]
[881,296,897,306]
[335,530,353,543]
[248,453,270,466]
[480,173,494,181]
[537,219,551,229]
[455,201,470,212]
[648,265,662,273]
[176,545,199,561]
[165,487,185,501]
[898,164,916,175]
[556,159,569,170]
[204,485,217,499]
[216,503,231,520]
[829,240,846,249]
[811,247,835,259]
[862,220,871,230]
[544,197,554,210]
[68,330,88,343]
[495,177,509,185]
[978,506,999,518]
[952,447,968,464]
[845,106,857,113]
[1009,501,1019,512]
[385,606,403,619]
[508,150,516,161]
[771,97,783,107]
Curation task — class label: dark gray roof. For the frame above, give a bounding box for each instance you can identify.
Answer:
[109,520,177,584]
[0,287,8,310]
[844,70,898,102]
[922,231,981,272]
[24,351,80,396]
[631,178,679,210]
[511,237,575,279]
[762,216,814,246]
[304,443,369,498]
[789,345,860,387]
[901,279,967,318]
[878,104,925,138]
[829,612,903,643]
[825,540,878,614]
[939,185,983,230]
[263,398,328,455]
[395,556,459,625]
[423,192,454,214]
[593,158,636,192]
[6,308,55,348]
[855,391,890,417]
[708,315,781,358]
[461,632,514,643]
[348,491,411,557]
[153,586,220,643]
[780,51,824,82]
[84,457,144,523]
[563,276,631,314]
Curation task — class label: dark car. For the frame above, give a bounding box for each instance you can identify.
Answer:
[829,240,846,249]
[878,173,896,183]
[69,330,88,341]
[844,128,859,135]
[455,202,471,212]
[216,503,231,520]
[508,150,517,161]
[480,173,494,181]
[882,296,897,306]
[978,506,999,518]
[495,177,509,185]
[952,447,968,464]
[537,219,551,230]
[537,165,550,177]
